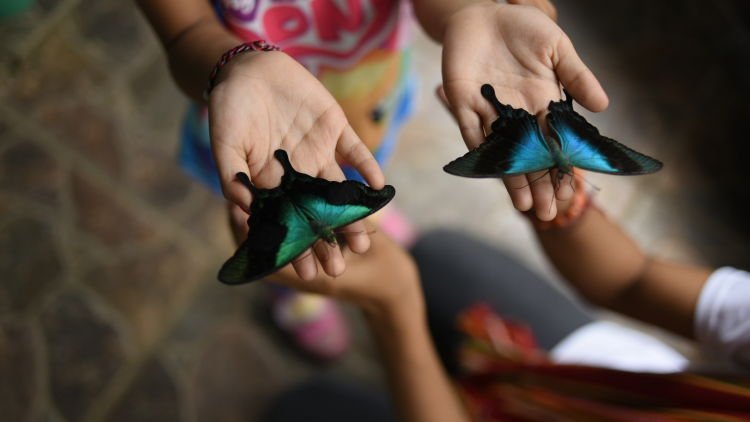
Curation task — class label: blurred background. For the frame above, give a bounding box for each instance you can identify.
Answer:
[2,0,750,421]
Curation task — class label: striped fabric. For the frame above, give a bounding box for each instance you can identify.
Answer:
[457,304,750,421]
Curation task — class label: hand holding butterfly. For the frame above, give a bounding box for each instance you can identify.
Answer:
[440,2,609,220]
[272,228,421,315]
[211,51,385,280]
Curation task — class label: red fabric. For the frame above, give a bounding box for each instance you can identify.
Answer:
[456,304,750,421]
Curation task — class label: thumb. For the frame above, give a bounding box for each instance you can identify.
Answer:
[554,34,609,112]
[435,84,450,110]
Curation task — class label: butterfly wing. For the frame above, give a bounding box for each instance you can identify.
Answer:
[218,151,395,285]
[548,92,663,175]
[218,191,318,285]
[444,85,555,178]
[294,175,396,230]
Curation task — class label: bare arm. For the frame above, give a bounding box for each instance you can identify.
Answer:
[367,296,469,422]
[270,231,469,422]
[411,0,557,42]
[536,203,711,339]
[410,0,486,42]
[416,0,607,221]
[136,1,384,280]
[135,0,240,101]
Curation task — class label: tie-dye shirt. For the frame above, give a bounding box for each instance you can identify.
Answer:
[181,0,416,192]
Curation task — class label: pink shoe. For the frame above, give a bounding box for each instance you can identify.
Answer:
[272,290,350,361]
[371,203,417,247]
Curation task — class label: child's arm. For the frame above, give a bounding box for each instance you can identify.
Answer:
[136,1,384,280]
[536,201,711,339]
[135,0,238,101]
[269,228,470,422]
[412,0,557,42]
[413,1,607,221]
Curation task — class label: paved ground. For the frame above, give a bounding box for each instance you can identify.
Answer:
[2,1,749,421]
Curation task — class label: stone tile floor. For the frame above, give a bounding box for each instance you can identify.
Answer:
[1,1,750,421]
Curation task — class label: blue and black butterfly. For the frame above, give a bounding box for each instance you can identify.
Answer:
[444,84,662,183]
[219,149,395,285]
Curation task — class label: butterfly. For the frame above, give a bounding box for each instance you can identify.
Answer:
[218,149,396,285]
[444,84,663,184]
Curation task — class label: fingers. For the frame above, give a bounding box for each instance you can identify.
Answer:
[553,170,574,201]
[528,171,556,220]
[454,107,486,150]
[336,125,384,189]
[435,84,452,112]
[318,162,371,255]
[292,249,318,280]
[313,240,345,277]
[270,246,361,296]
[503,175,534,212]
[554,35,609,112]
[212,142,254,212]
[227,202,250,245]
[341,220,370,254]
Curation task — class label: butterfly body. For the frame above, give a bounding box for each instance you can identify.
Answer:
[219,150,395,284]
[542,134,584,186]
[444,85,662,180]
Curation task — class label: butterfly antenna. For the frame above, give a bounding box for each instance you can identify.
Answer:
[512,170,551,190]
[334,228,377,247]
[572,171,601,193]
[335,228,378,236]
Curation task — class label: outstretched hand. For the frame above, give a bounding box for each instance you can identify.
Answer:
[440,2,608,220]
[228,209,421,314]
[211,51,384,280]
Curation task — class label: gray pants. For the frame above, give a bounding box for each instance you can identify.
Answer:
[264,230,593,421]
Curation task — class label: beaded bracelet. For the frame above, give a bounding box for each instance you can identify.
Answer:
[524,169,592,230]
[204,40,281,99]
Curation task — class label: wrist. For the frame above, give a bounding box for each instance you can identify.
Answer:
[205,40,280,98]
[212,49,265,87]
[361,278,425,328]
[414,0,493,42]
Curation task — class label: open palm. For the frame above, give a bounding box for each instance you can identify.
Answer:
[210,51,384,280]
[441,2,608,220]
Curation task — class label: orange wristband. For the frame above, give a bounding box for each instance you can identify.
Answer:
[524,169,591,230]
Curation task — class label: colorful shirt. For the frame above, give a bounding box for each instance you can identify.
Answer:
[180,0,416,192]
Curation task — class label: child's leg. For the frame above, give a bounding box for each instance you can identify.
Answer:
[411,230,593,374]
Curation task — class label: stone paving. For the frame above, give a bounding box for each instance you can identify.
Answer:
[1,1,750,421]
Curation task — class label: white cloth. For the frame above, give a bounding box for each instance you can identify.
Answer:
[550,267,750,372]
[694,267,750,368]
[550,320,688,373]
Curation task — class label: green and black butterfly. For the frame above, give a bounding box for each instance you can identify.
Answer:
[218,149,395,285]
[444,84,663,183]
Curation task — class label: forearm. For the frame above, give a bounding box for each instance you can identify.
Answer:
[136,0,240,101]
[536,204,710,339]
[412,0,556,42]
[411,0,490,42]
[366,300,469,422]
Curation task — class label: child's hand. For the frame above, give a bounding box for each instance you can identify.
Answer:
[211,51,384,280]
[268,221,422,317]
[440,2,608,221]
